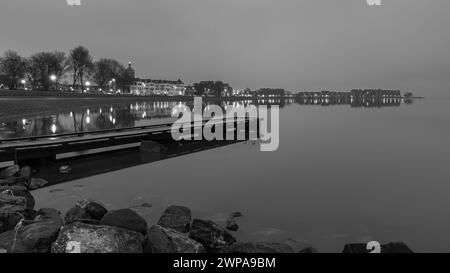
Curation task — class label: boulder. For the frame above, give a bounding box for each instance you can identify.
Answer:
[157,205,191,233]
[342,242,413,253]
[0,176,28,187]
[64,206,93,225]
[51,222,144,253]
[0,165,20,179]
[34,208,63,225]
[16,219,62,253]
[29,178,48,190]
[64,200,108,225]
[0,211,22,233]
[20,166,32,180]
[189,219,236,252]
[146,225,205,253]
[86,202,108,220]
[225,217,239,232]
[0,208,63,253]
[0,186,34,210]
[59,165,72,174]
[0,230,15,253]
[219,242,294,253]
[0,193,27,213]
[0,186,35,210]
[100,209,148,235]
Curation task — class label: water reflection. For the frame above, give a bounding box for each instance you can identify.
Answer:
[0,98,405,140]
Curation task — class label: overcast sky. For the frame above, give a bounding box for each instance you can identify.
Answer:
[0,0,449,97]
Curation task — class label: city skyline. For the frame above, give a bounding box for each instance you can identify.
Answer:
[1,0,450,96]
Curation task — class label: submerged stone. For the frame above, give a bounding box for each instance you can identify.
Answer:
[157,205,192,233]
[189,219,236,252]
[146,225,205,253]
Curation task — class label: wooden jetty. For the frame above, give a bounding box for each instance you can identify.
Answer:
[0,117,257,164]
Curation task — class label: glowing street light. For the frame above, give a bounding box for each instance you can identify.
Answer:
[111,78,116,92]
[50,75,57,91]
[20,79,26,90]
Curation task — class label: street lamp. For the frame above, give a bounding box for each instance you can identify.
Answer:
[85,81,91,92]
[50,75,57,91]
[112,78,116,92]
[20,79,26,90]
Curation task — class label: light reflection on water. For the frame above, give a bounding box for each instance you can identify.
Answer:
[0,99,289,140]
[0,98,405,140]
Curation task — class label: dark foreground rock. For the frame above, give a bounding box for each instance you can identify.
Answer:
[100,208,147,235]
[52,222,144,253]
[0,165,20,179]
[64,200,108,225]
[189,219,236,252]
[342,242,413,253]
[0,208,62,253]
[157,205,192,233]
[146,225,205,253]
[65,206,96,225]
[0,211,22,233]
[85,201,108,220]
[0,176,28,187]
[20,166,32,180]
[28,178,48,190]
[0,193,27,213]
[225,213,241,232]
[219,242,294,253]
[0,185,35,211]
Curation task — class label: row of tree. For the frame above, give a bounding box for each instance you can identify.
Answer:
[193,81,233,97]
[0,46,132,91]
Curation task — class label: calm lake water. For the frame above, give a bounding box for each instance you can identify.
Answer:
[18,97,450,252]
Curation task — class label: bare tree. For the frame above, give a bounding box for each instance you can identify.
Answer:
[68,46,93,91]
[93,58,125,89]
[26,51,67,90]
[0,50,27,90]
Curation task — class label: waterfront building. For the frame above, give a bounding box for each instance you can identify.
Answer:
[256,88,286,97]
[130,79,186,96]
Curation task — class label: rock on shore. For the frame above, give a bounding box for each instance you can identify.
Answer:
[157,205,192,233]
[0,208,62,253]
[52,222,144,253]
[146,225,205,253]
[189,219,236,252]
[100,209,148,235]
[64,199,108,225]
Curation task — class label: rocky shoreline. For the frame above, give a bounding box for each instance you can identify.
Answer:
[0,164,414,253]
